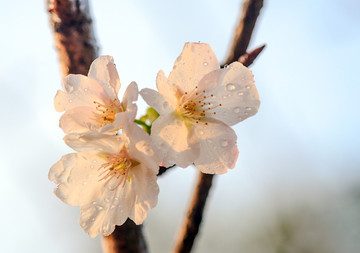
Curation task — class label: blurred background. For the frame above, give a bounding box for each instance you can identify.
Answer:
[1,0,360,252]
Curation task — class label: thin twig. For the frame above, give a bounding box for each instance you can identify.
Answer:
[239,44,266,67]
[47,1,148,252]
[225,0,264,65]
[173,1,265,252]
[47,0,98,77]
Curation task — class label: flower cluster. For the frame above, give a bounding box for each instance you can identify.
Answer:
[49,43,260,237]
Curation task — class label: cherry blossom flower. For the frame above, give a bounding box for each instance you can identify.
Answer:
[54,55,138,135]
[140,42,260,174]
[49,124,159,237]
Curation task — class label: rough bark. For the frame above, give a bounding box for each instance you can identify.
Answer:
[47,0,98,77]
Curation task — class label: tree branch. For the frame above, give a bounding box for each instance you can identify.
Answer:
[173,1,265,252]
[102,219,148,253]
[225,0,264,65]
[47,0,98,77]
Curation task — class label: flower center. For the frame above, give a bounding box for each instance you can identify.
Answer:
[93,98,123,126]
[98,152,137,190]
[178,86,222,124]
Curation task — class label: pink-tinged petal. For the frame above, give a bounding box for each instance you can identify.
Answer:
[54,74,112,112]
[79,163,159,237]
[79,178,134,237]
[88,55,121,97]
[124,123,160,173]
[64,133,128,154]
[122,81,138,108]
[203,62,260,126]
[193,118,239,174]
[168,43,219,93]
[140,88,173,115]
[128,164,159,224]
[156,70,179,108]
[151,112,200,168]
[49,153,107,206]
[59,106,103,134]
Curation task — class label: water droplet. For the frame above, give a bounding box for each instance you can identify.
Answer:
[111,205,116,209]
[84,88,88,92]
[238,92,244,96]
[246,107,252,111]
[68,99,73,103]
[222,95,227,99]
[221,140,228,147]
[245,85,251,89]
[92,201,97,205]
[233,107,240,113]
[82,181,88,186]
[91,218,95,222]
[114,197,119,201]
[92,160,97,163]
[96,206,103,210]
[226,83,236,91]
[203,62,208,66]
[66,85,74,93]
[199,130,204,135]
[90,165,94,169]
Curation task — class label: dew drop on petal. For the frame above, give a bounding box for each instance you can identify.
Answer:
[246,107,252,111]
[221,140,228,147]
[245,85,251,89]
[104,198,110,203]
[226,83,236,91]
[68,99,73,103]
[96,206,103,210]
[203,62,208,66]
[199,130,204,135]
[233,107,240,113]
[111,205,116,209]
[223,95,227,99]
[82,181,88,186]
[238,92,244,96]
[84,88,88,92]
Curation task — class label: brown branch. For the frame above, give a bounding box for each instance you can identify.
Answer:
[173,1,265,252]
[102,219,148,253]
[47,0,99,77]
[173,173,213,253]
[225,0,264,65]
[47,1,148,252]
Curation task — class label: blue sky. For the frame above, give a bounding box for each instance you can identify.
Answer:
[0,0,359,252]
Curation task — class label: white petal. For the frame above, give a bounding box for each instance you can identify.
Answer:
[193,118,239,174]
[49,153,107,206]
[150,112,199,168]
[122,81,138,108]
[124,123,160,173]
[54,75,112,112]
[128,164,159,224]
[64,133,128,154]
[59,106,103,134]
[140,88,172,115]
[203,62,260,126]
[79,163,159,237]
[168,43,219,93]
[88,55,121,97]
[156,70,179,108]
